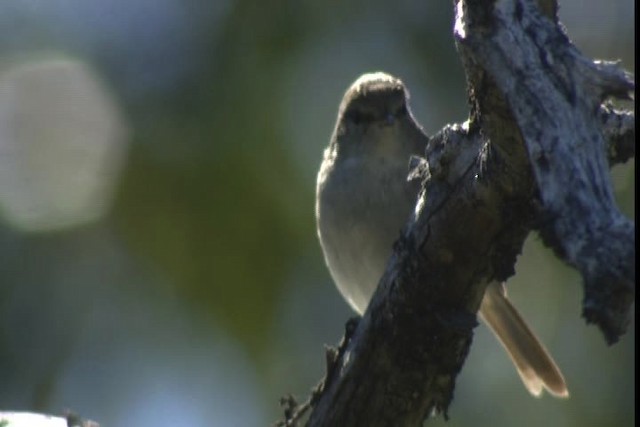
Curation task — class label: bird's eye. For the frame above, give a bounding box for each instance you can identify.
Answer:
[345,108,374,125]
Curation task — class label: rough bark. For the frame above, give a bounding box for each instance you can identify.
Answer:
[454,0,635,344]
[281,0,635,426]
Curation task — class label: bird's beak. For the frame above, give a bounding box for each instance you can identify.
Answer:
[384,113,395,126]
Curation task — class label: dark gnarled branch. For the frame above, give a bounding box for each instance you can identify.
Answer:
[600,105,635,166]
[455,0,634,343]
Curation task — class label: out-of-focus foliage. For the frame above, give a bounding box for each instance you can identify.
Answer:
[0,1,634,426]
[0,58,127,232]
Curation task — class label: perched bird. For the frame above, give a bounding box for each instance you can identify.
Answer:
[315,72,568,398]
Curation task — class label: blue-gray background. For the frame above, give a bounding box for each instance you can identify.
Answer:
[0,1,634,426]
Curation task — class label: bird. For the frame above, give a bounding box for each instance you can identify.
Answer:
[315,71,568,398]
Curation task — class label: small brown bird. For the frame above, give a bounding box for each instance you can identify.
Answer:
[315,72,568,398]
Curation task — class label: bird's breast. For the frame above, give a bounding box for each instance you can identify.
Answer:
[316,155,419,312]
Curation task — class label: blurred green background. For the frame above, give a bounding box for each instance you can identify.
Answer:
[0,1,634,426]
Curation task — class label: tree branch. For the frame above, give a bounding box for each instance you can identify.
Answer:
[600,105,635,166]
[454,0,635,343]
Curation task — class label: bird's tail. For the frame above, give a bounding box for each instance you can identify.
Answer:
[479,282,569,398]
